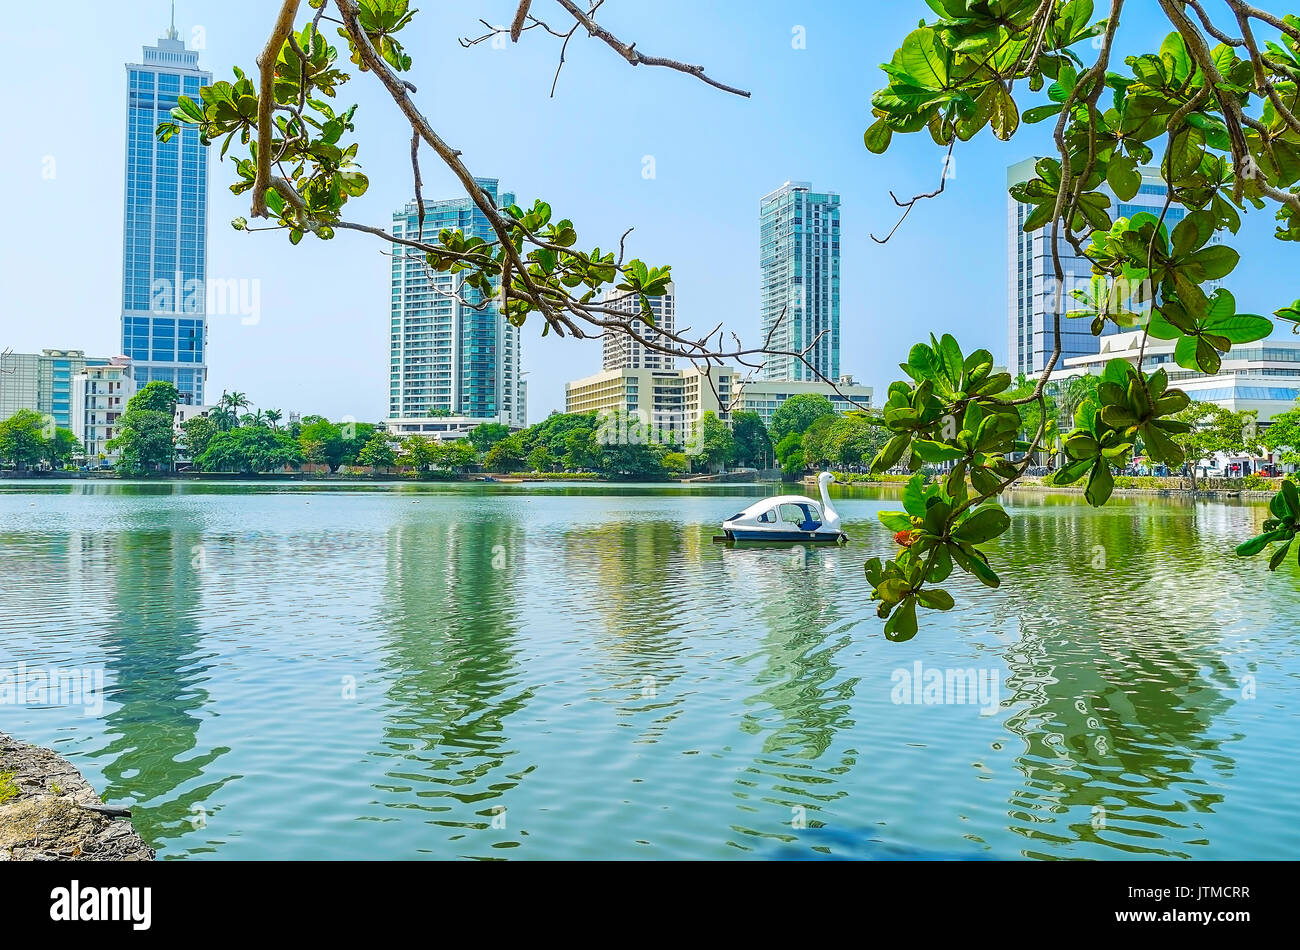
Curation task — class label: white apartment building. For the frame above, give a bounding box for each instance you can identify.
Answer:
[72,358,137,467]
[601,281,676,371]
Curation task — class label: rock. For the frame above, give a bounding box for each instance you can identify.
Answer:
[0,732,154,861]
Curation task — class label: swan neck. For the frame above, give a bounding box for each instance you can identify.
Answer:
[820,478,836,518]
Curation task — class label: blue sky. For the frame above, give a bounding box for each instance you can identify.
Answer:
[1,1,1293,421]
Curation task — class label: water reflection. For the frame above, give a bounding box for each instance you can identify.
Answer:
[369,516,532,855]
[559,520,692,745]
[994,498,1238,858]
[722,544,860,852]
[89,513,232,852]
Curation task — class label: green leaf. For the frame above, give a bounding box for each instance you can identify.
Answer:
[864,119,893,154]
[879,511,914,532]
[952,506,1011,544]
[1107,154,1141,201]
[884,596,919,642]
[1085,459,1114,507]
[916,588,955,611]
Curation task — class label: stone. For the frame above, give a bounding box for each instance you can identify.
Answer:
[0,732,154,861]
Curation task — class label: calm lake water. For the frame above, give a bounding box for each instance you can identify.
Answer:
[1,479,1297,860]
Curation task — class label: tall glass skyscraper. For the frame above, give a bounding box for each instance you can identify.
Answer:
[121,18,210,406]
[759,181,840,381]
[1007,157,1185,378]
[387,180,527,435]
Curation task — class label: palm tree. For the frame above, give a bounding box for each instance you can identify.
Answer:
[221,391,251,415]
[210,406,238,431]
[265,409,283,430]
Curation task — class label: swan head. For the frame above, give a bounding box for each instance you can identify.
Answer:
[818,471,835,487]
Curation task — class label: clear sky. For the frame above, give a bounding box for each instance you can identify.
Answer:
[1,1,1293,422]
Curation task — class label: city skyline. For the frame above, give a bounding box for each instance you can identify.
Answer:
[2,2,1295,423]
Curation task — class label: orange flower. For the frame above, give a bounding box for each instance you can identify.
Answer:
[894,530,914,547]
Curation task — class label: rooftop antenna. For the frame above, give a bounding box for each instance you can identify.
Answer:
[167,1,179,41]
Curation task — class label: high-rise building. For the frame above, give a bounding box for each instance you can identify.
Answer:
[121,15,210,406]
[759,181,840,382]
[0,349,113,429]
[601,281,676,371]
[387,180,527,438]
[1007,157,1185,379]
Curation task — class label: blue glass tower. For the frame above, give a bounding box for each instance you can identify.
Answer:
[121,15,210,406]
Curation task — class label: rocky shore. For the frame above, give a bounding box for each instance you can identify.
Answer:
[0,732,153,861]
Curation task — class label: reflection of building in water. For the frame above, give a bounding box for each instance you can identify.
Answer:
[720,545,859,850]
[90,511,231,849]
[372,519,530,845]
[991,502,1237,858]
[557,519,692,744]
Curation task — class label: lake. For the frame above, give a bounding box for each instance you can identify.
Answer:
[1,479,1297,860]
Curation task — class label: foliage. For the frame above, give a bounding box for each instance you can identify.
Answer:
[356,430,397,468]
[0,770,17,806]
[863,1,1300,636]
[468,422,511,453]
[108,411,175,475]
[160,2,676,339]
[695,411,734,472]
[129,380,180,415]
[1263,397,1300,467]
[527,446,554,473]
[179,415,218,461]
[1172,402,1260,487]
[1238,480,1300,570]
[729,410,772,468]
[43,428,81,469]
[775,432,805,479]
[196,426,303,474]
[769,393,836,445]
[0,410,52,469]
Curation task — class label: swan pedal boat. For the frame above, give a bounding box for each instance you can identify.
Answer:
[720,472,846,543]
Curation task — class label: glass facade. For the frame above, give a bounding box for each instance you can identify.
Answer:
[759,181,840,382]
[121,27,210,405]
[389,180,526,427]
[1007,158,1187,378]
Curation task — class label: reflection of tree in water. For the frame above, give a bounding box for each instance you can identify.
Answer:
[993,496,1238,858]
[90,517,231,852]
[721,545,860,853]
[372,519,531,850]
[558,519,691,745]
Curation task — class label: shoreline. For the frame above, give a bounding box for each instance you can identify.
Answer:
[0,732,153,861]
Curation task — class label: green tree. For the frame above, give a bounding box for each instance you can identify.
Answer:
[0,410,49,470]
[434,441,478,472]
[695,411,734,473]
[662,451,689,474]
[356,430,397,468]
[108,411,175,474]
[775,432,805,479]
[801,414,837,469]
[179,415,218,462]
[827,412,892,469]
[1173,403,1260,489]
[197,427,303,474]
[769,393,836,445]
[1264,399,1300,469]
[297,417,346,471]
[129,380,180,415]
[44,428,81,469]
[729,410,772,468]
[398,436,437,473]
[485,435,526,473]
[468,422,511,453]
[527,446,554,473]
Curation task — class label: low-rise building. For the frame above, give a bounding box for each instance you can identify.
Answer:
[71,359,136,467]
[565,366,735,448]
[733,375,873,427]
